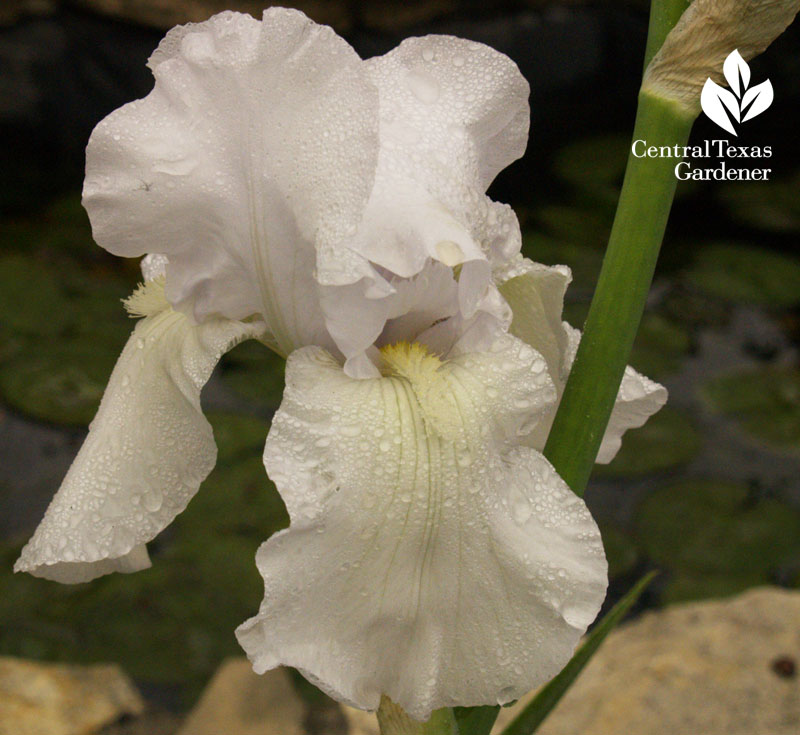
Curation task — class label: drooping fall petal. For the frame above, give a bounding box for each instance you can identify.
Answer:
[15,281,264,582]
[236,338,607,719]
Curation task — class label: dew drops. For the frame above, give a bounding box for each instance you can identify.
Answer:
[143,488,163,512]
[405,68,440,104]
[422,47,435,62]
[452,54,465,67]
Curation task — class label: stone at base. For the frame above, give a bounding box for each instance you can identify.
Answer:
[176,659,307,735]
[495,586,800,735]
[0,656,144,735]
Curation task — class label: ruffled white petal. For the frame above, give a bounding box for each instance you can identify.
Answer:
[236,339,606,719]
[498,259,667,462]
[317,33,530,371]
[561,324,668,464]
[83,9,378,356]
[14,287,264,583]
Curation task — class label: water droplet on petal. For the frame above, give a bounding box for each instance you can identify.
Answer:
[143,489,163,512]
[406,68,440,104]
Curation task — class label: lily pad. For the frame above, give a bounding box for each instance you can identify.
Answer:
[635,480,800,601]
[0,532,264,702]
[207,412,270,466]
[219,340,286,409]
[661,282,731,330]
[596,407,701,478]
[0,255,72,335]
[599,524,640,579]
[685,243,800,308]
[0,253,136,424]
[0,462,276,702]
[630,313,691,379]
[0,342,118,425]
[701,366,800,450]
[176,454,288,541]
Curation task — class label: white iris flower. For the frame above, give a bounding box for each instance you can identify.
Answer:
[15,8,665,720]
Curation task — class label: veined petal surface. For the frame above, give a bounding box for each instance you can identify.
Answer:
[83,8,378,356]
[15,285,264,583]
[499,259,667,461]
[236,339,607,719]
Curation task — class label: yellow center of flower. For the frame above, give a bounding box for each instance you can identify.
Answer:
[123,277,169,318]
[379,342,463,440]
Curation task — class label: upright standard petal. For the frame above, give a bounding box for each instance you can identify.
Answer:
[83,9,379,356]
[319,34,531,372]
[15,281,264,583]
[237,338,607,720]
[498,259,668,462]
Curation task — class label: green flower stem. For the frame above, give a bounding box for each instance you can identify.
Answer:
[543,89,695,496]
[377,697,460,735]
[643,0,690,68]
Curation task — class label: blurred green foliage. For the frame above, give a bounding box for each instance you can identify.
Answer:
[635,480,800,604]
[701,367,800,450]
[595,407,701,478]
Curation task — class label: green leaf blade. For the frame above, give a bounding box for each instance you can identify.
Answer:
[453,705,501,735]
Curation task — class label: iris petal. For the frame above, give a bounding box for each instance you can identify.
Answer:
[499,258,668,461]
[15,283,264,583]
[236,338,606,719]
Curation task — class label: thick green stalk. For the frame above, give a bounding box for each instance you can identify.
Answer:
[377,697,460,735]
[643,0,690,68]
[542,90,695,495]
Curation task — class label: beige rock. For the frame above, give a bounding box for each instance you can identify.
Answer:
[176,659,307,735]
[342,705,379,735]
[495,587,800,735]
[0,656,144,735]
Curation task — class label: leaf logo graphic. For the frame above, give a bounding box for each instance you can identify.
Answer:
[701,50,773,136]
